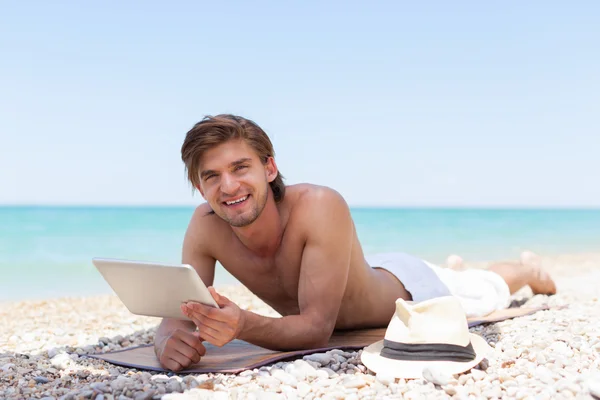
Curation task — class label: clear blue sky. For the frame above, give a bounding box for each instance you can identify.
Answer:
[1,1,599,207]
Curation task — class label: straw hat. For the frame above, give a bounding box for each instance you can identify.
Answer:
[361,296,491,379]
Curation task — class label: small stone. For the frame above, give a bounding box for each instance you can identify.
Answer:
[34,376,50,384]
[291,359,317,380]
[444,385,457,395]
[470,368,486,381]
[376,372,394,386]
[166,379,183,393]
[304,354,332,366]
[271,369,297,387]
[422,367,451,386]
[50,354,70,370]
[133,391,155,400]
[196,378,214,390]
[150,374,170,384]
[477,358,490,371]
[297,381,311,397]
[536,352,547,364]
[233,375,252,385]
[1,363,15,372]
[343,377,367,389]
[91,382,110,393]
[484,387,503,398]
[317,368,334,379]
[515,390,529,400]
[257,376,281,387]
[110,377,131,391]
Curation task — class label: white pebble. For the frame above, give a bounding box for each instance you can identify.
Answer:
[315,369,331,379]
[257,376,280,387]
[271,369,297,387]
[342,377,367,389]
[470,368,486,381]
[422,367,451,386]
[49,353,70,370]
[297,381,311,397]
[234,376,252,385]
[444,385,457,395]
[375,372,394,386]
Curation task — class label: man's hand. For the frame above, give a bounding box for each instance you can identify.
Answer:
[181,287,246,347]
[154,329,206,372]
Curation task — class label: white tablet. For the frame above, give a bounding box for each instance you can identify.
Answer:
[92,257,219,320]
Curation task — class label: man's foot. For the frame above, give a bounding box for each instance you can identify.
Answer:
[520,250,557,295]
[446,254,464,270]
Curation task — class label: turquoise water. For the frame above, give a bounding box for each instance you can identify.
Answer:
[1,206,600,301]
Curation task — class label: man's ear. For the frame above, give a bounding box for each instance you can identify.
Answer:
[265,157,278,183]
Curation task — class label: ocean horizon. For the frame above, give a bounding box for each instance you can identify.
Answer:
[2,205,600,302]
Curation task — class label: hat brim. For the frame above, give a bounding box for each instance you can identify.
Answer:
[360,333,491,380]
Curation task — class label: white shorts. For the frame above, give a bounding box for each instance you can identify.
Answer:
[366,252,511,318]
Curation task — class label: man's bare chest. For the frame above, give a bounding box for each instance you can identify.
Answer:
[215,240,305,304]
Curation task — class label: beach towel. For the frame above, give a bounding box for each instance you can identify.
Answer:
[88,305,552,374]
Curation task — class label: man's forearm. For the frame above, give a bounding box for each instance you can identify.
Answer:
[238,310,331,350]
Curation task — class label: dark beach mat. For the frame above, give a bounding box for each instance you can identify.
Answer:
[89,305,552,374]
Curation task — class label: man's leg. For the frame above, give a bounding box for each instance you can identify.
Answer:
[486,251,557,295]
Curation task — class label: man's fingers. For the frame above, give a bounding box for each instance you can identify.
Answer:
[187,304,230,323]
[171,339,200,362]
[164,358,184,372]
[191,333,207,356]
[187,302,231,322]
[188,310,230,327]
[195,325,222,346]
[159,352,185,372]
[163,333,205,367]
[178,331,207,356]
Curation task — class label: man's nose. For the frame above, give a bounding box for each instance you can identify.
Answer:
[220,173,240,195]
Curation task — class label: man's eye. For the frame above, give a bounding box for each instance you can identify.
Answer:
[205,174,216,181]
[235,165,248,171]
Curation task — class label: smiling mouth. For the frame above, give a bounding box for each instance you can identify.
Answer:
[223,195,249,206]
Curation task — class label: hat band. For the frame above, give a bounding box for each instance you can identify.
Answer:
[380,339,476,362]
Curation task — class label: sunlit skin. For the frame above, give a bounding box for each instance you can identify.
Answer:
[153,138,557,372]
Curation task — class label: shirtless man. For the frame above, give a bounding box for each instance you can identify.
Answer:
[154,114,557,371]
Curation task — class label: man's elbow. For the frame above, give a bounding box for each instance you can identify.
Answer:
[304,322,334,349]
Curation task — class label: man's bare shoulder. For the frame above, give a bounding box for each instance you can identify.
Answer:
[286,184,351,227]
[186,203,232,249]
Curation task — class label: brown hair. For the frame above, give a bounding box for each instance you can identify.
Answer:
[181,114,286,203]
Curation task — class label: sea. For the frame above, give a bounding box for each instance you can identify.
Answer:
[1,206,600,302]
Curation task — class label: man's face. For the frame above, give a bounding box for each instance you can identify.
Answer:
[198,139,277,227]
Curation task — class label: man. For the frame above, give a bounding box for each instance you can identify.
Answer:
[154,114,556,372]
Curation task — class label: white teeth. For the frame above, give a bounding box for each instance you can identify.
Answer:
[226,196,247,205]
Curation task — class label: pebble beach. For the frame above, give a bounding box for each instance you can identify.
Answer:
[2,253,600,400]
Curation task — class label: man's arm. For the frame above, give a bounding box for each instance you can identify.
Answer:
[154,206,216,349]
[238,188,353,349]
